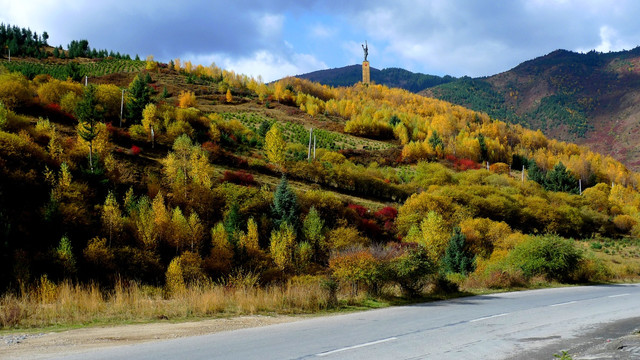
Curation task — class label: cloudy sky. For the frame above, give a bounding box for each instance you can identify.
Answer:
[2,0,640,82]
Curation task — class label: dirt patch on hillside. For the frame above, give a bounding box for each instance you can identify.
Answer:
[0,315,300,359]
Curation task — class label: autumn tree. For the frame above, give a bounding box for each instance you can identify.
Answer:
[187,212,204,252]
[409,211,449,264]
[303,206,325,257]
[145,55,158,72]
[141,103,160,136]
[101,191,123,246]
[206,223,233,275]
[0,101,7,130]
[269,223,296,271]
[151,191,170,246]
[226,89,233,103]
[265,124,286,167]
[179,91,197,108]
[169,206,189,253]
[239,217,260,252]
[162,135,213,197]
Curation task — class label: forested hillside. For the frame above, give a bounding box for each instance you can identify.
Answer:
[1,28,640,329]
[296,65,455,93]
[423,48,640,170]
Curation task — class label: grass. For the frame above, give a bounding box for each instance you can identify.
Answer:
[0,277,484,332]
[0,279,334,331]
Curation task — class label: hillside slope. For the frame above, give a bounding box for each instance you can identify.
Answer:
[422,48,640,170]
[295,65,455,93]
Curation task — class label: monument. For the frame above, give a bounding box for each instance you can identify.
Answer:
[362,40,370,84]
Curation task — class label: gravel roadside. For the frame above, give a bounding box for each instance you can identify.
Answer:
[0,315,300,360]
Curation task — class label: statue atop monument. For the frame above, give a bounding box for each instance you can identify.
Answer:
[362,40,368,62]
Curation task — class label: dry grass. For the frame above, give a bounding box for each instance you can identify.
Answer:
[0,279,337,330]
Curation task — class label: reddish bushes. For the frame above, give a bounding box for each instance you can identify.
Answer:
[221,170,256,186]
[445,154,482,171]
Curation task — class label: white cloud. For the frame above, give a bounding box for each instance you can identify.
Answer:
[178,50,327,82]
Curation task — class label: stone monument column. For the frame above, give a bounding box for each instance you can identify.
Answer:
[362,41,370,84]
[362,60,370,84]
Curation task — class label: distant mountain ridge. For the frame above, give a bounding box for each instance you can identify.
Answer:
[295,65,455,93]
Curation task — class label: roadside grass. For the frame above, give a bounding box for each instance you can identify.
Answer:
[0,278,481,333]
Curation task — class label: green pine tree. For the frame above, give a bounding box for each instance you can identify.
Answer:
[272,175,299,230]
[442,227,475,275]
[126,74,152,124]
[75,85,103,173]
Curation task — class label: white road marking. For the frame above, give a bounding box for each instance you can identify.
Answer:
[316,337,398,357]
[469,313,509,323]
[550,301,578,307]
[608,293,630,298]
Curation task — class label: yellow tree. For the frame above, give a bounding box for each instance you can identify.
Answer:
[101,191,123,246]
[169,207,189,253]
[269,223,296,271]
[206,222,233,274]
[145,55,158,72]
[226,89,233,103]
[179,91,197,108]
[187,212,204,251]
[152,192,170,245]
[239,217,260,252]
[141,102,160,134]
[412,211,450,263]
[265,124,286,167]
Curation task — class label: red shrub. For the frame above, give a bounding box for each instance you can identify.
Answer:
[222,170,256,186]
[457,158,481,171]
[348,203,369,218]
[131,145,141,155]
[359,218,382,238]
[375,206,398,221]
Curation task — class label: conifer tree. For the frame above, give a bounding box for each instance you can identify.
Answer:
[272,175,299,230]
[126,74,152,124]
[75,84,102,172]
[442,227,475,275]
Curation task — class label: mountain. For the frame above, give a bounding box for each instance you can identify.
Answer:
[295,65,456,93]
[422,48,640,170]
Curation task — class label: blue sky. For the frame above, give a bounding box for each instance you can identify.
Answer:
[3,0,640,82]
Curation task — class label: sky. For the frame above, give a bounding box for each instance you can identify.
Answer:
[3,0,640,82]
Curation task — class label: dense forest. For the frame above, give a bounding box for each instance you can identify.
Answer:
[1,28,640,329]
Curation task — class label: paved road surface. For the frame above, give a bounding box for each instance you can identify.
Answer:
[48,284,640,360]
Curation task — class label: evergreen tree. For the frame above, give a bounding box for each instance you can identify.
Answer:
[272,175,299,230]
[126,75,152,124]
[224,202,242,245]
[527,160,545,185]
[442,227,475,275]
[545,162,579,194]
[75,85,103,172]
[428,130,444,153]
[478,133,488,162]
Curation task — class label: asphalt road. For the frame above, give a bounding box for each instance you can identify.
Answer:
[49,284,640,360]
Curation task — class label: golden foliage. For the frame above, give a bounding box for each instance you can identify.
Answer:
[265,124,286,167]
[179,91,197,108]
[0,72,32,109]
